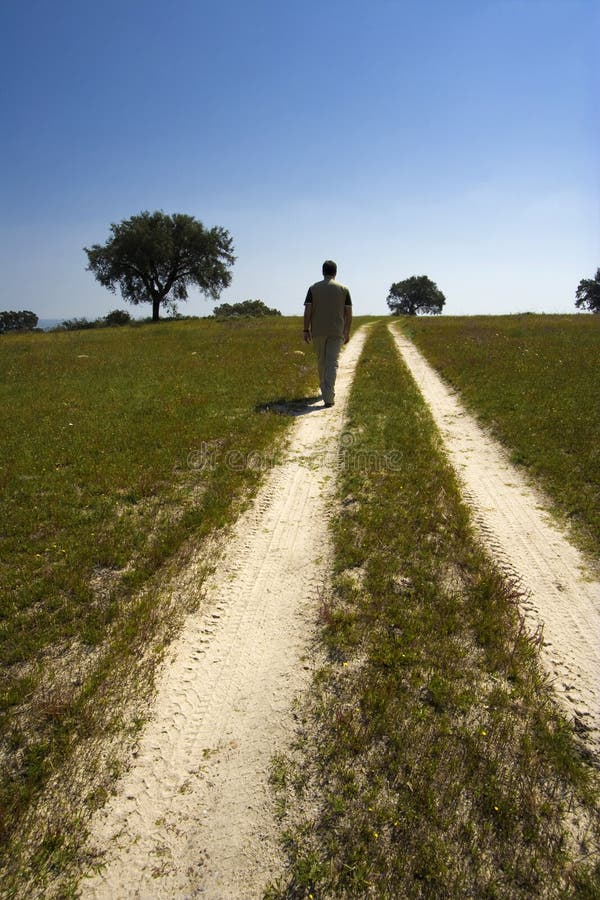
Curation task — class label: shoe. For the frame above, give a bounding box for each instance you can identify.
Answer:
[324,401,334,408]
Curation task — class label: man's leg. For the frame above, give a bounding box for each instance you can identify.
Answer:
[322,336,343,405]
[312,335,327,397]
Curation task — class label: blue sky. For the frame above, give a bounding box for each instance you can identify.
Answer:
[1,0,598,319]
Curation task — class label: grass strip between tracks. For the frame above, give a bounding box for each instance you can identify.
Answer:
[268,321,599,899]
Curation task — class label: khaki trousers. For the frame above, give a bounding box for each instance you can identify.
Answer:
[312,335,343,405]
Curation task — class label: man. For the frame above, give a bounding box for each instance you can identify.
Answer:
[303,260,352,407]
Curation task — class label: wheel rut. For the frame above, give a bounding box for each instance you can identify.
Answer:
[391,324,600,754]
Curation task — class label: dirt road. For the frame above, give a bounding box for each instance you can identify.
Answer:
[391,325,600,753]
[80,329,368,899]
[80,322,599,898]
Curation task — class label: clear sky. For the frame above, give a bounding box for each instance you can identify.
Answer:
[1,0,598,319]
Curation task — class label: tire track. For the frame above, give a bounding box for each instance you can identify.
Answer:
[390,324,600,753]
[80,329,368,899]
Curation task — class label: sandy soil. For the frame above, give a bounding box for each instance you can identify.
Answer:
[391,325,600,753]
[79,329,368,899]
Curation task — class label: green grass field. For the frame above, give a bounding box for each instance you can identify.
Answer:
[0,317,318,872]
[269,322,599,898]
[403,314,600,561]
[1,314,598,895]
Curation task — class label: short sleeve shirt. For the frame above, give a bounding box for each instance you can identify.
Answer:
[305,278,352,338]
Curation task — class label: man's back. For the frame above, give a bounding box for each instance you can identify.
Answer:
[306,278,351,338]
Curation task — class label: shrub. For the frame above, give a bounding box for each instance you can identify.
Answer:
[104,309,132,327]
[212,299,281,318]
[58,317,98,331]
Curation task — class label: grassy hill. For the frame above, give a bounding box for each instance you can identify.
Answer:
[1,315,598,895]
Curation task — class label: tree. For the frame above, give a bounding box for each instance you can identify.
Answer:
[212,299,281,318]
[387,276,446,316]
[0,310,38,333]
[575,268,600,313]
[84,211,235,322]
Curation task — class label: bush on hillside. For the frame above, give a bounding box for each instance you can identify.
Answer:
[212,299,281,318]
[104,309,132,326]
[58,317,99,331]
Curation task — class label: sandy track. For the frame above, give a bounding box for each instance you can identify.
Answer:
[80,329,367,899]
[391,325,600,753]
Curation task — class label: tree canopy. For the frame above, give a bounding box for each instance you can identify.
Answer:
[84,211,235,321]
[0,310,38,333]
[212,299,281,318]
[575,268,600,313]
[387,276,446,316]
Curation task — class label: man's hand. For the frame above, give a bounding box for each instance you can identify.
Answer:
[303,329,312,344]
[344,331,350,344]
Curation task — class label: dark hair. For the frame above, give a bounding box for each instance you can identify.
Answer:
[322,260,337,277]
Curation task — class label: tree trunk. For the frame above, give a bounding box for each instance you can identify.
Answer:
[152,297,160,321]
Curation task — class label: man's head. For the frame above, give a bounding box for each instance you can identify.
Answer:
[322,260,337,278]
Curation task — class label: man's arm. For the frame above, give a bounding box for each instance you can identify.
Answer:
[344,300,352,343]
[303,288,312,343]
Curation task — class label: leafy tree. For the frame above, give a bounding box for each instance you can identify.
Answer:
[84,211,235,322]
[213,299,281,318]
[0,310,38,333]
[387,276,446,316]
[575,268,600,313]
[104,309,132,326]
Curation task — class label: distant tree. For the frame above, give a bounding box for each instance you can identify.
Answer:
[575,268,600,313]
[213,299,281,318]
[387,276,446,316]
[0,310,38,333]
[84,211,235,322]
[104,309,132,326]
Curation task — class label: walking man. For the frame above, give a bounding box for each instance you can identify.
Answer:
[303,260,352,407]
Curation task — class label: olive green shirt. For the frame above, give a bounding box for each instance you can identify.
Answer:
[305,278,352,338]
